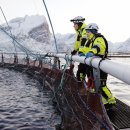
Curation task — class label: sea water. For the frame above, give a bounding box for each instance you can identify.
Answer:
[0,68,60,130]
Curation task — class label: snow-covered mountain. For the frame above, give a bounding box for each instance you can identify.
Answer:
[0,15,51,53]
[110,38,130,53]
[0,15,130,54]
[52,33,76,52]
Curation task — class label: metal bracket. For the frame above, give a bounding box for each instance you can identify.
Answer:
[93,67,101,93]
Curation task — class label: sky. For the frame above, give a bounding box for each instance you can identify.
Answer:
[0,0,130,43]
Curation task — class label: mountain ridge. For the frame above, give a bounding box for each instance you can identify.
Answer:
[0,15,130,53]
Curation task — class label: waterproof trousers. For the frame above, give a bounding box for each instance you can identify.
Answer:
[76,63,87,81]
[86,66,116,110]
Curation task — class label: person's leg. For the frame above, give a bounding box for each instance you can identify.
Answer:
[76,63,87,81]
[100,70,116,110]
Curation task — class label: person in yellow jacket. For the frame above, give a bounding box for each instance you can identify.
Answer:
[80,23,116,110]
[70,16,87,81]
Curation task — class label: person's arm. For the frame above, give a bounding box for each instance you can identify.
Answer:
[86,37,106,58]
[89,37,104,55]
[71,33,81,55]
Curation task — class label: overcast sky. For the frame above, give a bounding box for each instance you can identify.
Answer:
[0,0,130,43]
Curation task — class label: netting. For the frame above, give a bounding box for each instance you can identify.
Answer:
[0,53,114,130]
[43,68,113,130]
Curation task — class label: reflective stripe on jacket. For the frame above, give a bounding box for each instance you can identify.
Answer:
[73,23,87,51]
[79,34,108,57]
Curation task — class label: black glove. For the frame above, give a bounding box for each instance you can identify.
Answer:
[71,50,77,55]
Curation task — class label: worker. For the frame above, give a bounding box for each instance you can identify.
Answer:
[82,23,116,110]
[70,16,87,81]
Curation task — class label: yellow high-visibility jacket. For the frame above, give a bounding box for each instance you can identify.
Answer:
[79,34,108,58]
[73,23,87,52]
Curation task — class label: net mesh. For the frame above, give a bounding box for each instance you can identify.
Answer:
[0,54,114,130]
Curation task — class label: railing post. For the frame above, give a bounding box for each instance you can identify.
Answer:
[1,53,4,63]
[14,54,18,64]
[38,59,42,68]
[26,56,30,66]
[53,57,60,69]
[58,58,60,69]
[33,59,37,66]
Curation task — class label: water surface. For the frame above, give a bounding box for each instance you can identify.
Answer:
[0,68,60,130]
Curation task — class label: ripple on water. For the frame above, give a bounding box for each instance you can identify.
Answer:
[0,68,61,130]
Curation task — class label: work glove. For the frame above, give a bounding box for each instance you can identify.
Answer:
[71,50,77,55]
[79,53,85,57]
[86,52,94,58]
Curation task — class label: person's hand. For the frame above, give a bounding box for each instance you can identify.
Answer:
[86,52,94,58]
[71,50,77,55]
[79,53,85,57]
